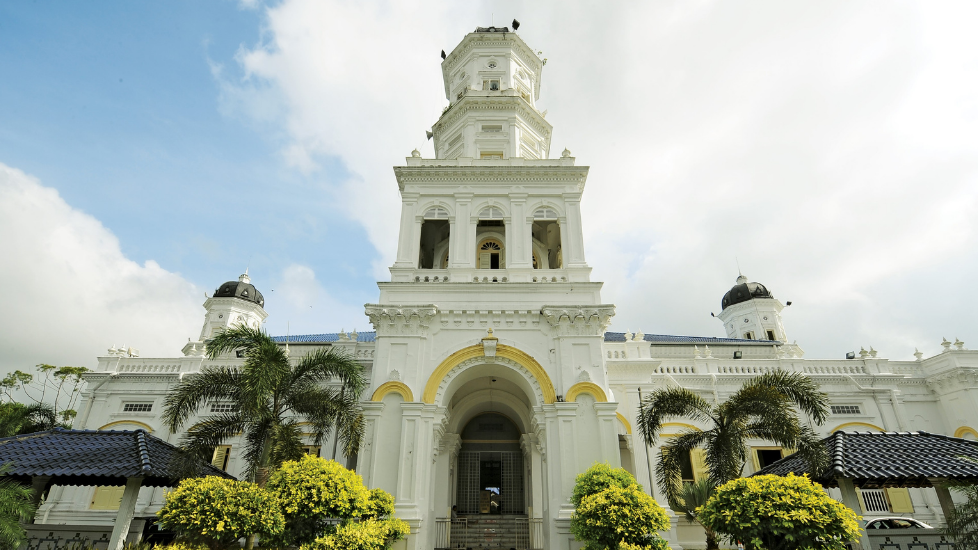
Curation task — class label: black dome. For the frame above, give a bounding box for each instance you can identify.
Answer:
[721,275,773,310]
[213,273,264,308]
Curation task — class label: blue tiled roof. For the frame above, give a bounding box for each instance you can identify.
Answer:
[0,428,233,487]
[272,331,376,344]
[754,431,978,489]
[604,332,779,345]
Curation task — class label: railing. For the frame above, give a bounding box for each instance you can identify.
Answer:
[434,518,467,550]
[435,516,541,550]
[515,517,544,550]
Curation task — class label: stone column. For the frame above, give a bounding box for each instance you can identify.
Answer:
[508,195,531,268]
[452,195,473,268]
[108,476,143,550]
[357,402,386,488]
[595,402,624,467]
[394,193,420,268]
[837,477,871,550]
[562,195,587,267]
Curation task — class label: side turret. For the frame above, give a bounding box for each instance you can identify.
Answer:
[182,272,268,356]
[716,274,788,342]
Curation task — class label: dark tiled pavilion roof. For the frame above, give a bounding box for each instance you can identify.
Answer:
[754,431,978,489]
[0,428,233,487]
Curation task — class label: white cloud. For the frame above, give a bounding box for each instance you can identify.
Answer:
[263,263,368,337]
[0,163,202,374]
[220,1,978,359]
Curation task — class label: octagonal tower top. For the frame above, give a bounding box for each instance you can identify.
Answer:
[433,27,551,160]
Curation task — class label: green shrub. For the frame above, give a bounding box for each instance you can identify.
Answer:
[363,488,395,520]
[570,464,669,550]
[698,473,860,550]
[264,455,400,547]
[300,518,410,550]
[156,476,284,550]
[570,462,641,506]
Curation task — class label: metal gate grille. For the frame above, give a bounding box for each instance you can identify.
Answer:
[501,452,524,514]
[456,452,481,514]
[456,451,524,515]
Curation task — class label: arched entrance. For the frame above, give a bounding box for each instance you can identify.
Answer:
[456,412,525,515]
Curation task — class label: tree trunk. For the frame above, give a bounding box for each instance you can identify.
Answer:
[705,529,720,550]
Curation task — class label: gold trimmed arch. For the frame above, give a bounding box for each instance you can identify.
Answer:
[616,413,632,434]
[372,381,414,402]
[565,382,607,403]
[422,344,556,404]
[831,421,884,433]
[955,426,978,439]
[98,420,154,432]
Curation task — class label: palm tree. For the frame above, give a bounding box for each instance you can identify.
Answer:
[671,479,720,550]
[162,324,367,484]
[0,402,64,437]
[0,465,36,550]
[637,370,829,507]
[943,483,978,549]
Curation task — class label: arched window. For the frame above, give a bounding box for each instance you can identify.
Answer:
[419,207,451,269]
[479,206,504,219]
[478,239,504,269]
[424,207,450,219]
[533,207,558,219]
[532,207,562,269]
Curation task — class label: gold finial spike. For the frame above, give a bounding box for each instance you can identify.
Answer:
[487,328,493,336]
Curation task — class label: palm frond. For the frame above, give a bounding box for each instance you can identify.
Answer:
[705,417,750,484]
[268,419,306,467]
[160,367,240,433]
[290,348,367,397]
[656,429,710,505]
[241,418,274,482]
[176,412,246,476]
[0,466,35,550]
[637,387,715,446]
[738,370,830,425]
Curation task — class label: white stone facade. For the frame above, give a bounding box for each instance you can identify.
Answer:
[46,26,978,550]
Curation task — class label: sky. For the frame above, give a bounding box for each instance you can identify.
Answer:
[1,0,976,376]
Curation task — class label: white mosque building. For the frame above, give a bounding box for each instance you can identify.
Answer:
[44,25,978,550]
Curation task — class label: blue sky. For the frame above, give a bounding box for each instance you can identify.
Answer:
[0,1,376,307]
[1,1,976,373]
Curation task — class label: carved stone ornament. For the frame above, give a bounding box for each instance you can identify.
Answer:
[540,305,615,337]
[388,369,401,382]
[364,305,438,336]
[482,328,498,358]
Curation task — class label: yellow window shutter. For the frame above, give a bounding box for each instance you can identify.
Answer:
[90,486,125,510]
[886,488,914,513]
[211,446,230,471]
[479,252,491,269]
[854,488,868,514]
[690,449,709,482]
[750,448,760,472]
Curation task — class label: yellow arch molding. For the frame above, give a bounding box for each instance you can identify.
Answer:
[98,420,154,432]
[372,381,414,402]
[955,426,978,439]
[616,413,632,435]
[565,382,607,403]
[422,344,556,404]
[831,421,884,433]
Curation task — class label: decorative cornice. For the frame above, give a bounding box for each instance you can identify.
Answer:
[364,305,438,337]
[435,96,551,136]
[394,165,588,192]
[541,305,615,337]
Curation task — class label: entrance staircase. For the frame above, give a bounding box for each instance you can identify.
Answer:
[434,515,543,550]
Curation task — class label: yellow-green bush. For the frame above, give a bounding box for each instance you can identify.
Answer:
[363,488,395,519]
[300,518,410,550]
[570,464,669,550]
[698,473,860,550]
[570,462,641,506]
[265,455,398,547]
[156,476,284,550]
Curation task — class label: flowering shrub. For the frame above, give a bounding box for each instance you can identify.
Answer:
[570,462,641,506]
[265,455,399,547]
[698,473,861,550]
[363,488,395,519]
[570,464,669,550]
[156,476,284,550]
[300,518,410,550]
